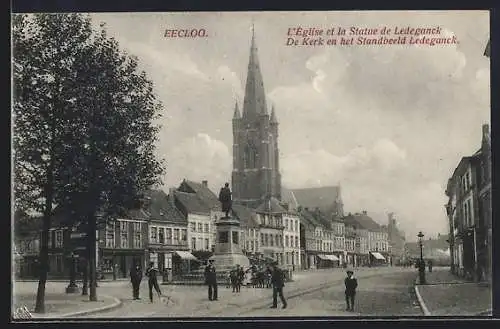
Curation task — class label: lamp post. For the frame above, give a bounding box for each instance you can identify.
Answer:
[417,231,426,284]
[292,250,295,272]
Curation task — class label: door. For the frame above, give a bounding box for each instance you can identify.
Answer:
[120,255,126,278]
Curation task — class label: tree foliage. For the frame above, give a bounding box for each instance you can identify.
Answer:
[13,13,165,310]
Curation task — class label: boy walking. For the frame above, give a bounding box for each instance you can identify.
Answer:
[344,270,358,311]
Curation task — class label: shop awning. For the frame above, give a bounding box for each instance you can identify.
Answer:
[325,254,340,261]
[317,254,329,260]
[371,252,385,260]
[175,251,198,261]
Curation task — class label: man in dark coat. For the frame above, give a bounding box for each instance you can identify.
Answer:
[344,270,358,311]
[218,183,232,218]
[230,268,238,293]
[236,265,245,292]
[130,264,142,300]
[204,259,218,301]
[270,263,287,309]
[145,261,162,303]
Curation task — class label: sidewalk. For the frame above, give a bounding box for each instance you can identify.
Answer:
[415,267,492,316]
[12,284,121,319]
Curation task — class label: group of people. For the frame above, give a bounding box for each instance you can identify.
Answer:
[205,259,288,309]
[129,261,163,303]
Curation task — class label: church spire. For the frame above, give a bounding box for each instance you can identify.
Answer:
[233,101,241,119]
[243,22,268,117]
[270,104,277,123]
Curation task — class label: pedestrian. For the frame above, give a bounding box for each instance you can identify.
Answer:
[113,264,118,281]
[344,269,358,312]
[145,261,162,303]
[130,264,142,300]
[204,259,218,301]
[269,262,287,309]
[230,267,238,293]
[236,264,245,292]
[428,260,433,273]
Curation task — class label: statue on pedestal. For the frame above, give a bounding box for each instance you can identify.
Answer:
[218,182,232,218]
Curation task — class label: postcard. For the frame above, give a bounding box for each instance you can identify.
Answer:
[11,10,491,319]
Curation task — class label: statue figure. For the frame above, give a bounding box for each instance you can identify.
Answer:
[218,182,232,218]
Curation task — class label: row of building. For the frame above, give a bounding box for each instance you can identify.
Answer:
[14,180,407,279]
[445,124,491,283]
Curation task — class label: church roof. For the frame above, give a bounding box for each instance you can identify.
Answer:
[242,26,268,117]
[232,204,259,228]
[255,197,286,214]
[298,208,323,228]
[283,186,341,213]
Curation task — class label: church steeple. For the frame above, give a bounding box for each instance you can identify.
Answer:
[233,101,241,119]
[243,24,268,117]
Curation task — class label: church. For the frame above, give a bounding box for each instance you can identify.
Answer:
[231,27,282,209]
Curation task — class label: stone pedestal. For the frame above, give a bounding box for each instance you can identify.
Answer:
[209,216,249,271]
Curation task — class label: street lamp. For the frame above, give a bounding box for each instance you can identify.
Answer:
[417,231,426,284]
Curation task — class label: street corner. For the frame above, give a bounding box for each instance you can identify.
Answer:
[13,293,122,319]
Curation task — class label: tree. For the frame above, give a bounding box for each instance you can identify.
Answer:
[13,13,96,313]
[13,13,165,308]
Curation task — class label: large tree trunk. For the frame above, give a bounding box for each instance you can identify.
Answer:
[34,180,54,313]
[87,213,97,301]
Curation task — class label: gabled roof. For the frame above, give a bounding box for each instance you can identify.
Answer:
[232,204,258,228]
[144,190,186,224]
[283,186,341,213]
[174,191,211,215]
[344,213,381,231]
[255,197,286,214]
[298,209,323,228]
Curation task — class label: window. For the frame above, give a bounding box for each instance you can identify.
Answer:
[468,199,473,225]
[166,228,172,244]
[219,231,229,243]
[150,227,158,244]
[173,229,180,244]
[270,234,274,247]
[205,238,209,250]
[158,228,165,244]
[232,231,239,244]
[55,230,63,248]
[261,233,264,245]
[197,223,203,232]
[285,219,289,230]
[134,223,142,248]
[105,222,115,248]
[250,241,254,251]
[120,222,129,248]
[276,235,280,247]
[181,229,187,242]
[192,237,196,250]
[285,235,289,247]
[204,223,209,233]
[48,231,53,248]
[190,222,196,232]
[264,234,269,246]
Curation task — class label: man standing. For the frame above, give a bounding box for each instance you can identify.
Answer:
[145,261,162,303]
[130,264,142,300]
[236,265,245,292]
[204,259,218,301]
[344,270,358,311]
[270,262,287,309]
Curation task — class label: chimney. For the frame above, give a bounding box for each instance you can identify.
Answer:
[202,180,208,188]
[168,188,176,206]
[362,210,367,215]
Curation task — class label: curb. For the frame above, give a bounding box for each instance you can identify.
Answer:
[58,295,122,318]
[414,282,431,316]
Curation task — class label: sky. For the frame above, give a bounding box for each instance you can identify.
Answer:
[90,11,490,241]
